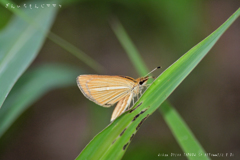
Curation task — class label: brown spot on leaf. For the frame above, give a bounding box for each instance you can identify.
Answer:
[136,114,149,130]
[120,128,126,136]
[123,142,129,150]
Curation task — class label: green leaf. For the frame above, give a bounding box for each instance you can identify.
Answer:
[76,8,240,160]
[110,19,149,76]
[111,18,208,159]
[160,101,208,160]
[0,63,80,138]
[48,32,105,73]
[1,0,105,73]
[0,2,57,107]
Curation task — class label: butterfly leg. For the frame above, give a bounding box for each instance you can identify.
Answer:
[133,96,135,105]
[128,97,134,110]
[145,84,151,87]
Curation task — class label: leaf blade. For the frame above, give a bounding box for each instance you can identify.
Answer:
[111,17,209,159]
[76,8,240,160]
[110,19,149,76]
[0,2,57,107]
[0,63,80,138]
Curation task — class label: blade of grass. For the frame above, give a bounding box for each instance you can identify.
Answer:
[48,32,105,73]
[110,17,208,159]
[160,101,207,159]
[76,8,240,160]
[110,18,149,76]
[0,63,80,138]
[0,1,57,108]
[0,0,105,73]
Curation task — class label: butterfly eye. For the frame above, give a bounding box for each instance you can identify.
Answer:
[139,79,147,85]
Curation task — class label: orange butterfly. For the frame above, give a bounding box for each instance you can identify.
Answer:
[77,67,160,121]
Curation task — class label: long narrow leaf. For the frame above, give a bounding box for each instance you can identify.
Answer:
[110,19,149,76]
[0,0,105,73]
[48,32,105,73]
[0,63,80,138]
[0,2,57,107]
[76,8,240,160]
[160,101,208,160]
[111,17,208,159]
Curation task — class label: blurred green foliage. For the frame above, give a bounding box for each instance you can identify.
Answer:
[0,1,57,107]
[0,0,239,160]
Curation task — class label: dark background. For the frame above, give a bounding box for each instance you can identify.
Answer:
[0,0,240,159]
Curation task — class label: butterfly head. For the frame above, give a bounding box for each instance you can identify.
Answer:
[138,66,161,86]
[138,77,149,86]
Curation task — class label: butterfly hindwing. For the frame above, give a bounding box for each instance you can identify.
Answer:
[111,92,133,121]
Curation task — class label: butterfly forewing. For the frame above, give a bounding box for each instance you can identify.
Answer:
[77,75,136,107]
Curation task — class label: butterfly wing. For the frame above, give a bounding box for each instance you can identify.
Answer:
[77,75,136,107]
[111,92,133,121]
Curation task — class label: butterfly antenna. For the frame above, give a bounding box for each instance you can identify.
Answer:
[144,66,161,77]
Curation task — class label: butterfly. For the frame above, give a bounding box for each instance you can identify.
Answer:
[76,67,160,122]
